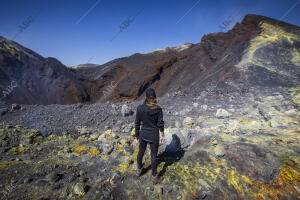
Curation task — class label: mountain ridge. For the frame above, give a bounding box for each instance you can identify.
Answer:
[0,14,299,105]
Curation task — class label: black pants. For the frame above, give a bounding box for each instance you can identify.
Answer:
[137,138,159,176]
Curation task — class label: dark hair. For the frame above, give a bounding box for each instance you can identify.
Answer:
[146,88,156,98]
[144,88,162,110]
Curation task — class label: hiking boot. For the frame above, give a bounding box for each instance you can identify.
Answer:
[136,167,143,177]
[151,174,163,184]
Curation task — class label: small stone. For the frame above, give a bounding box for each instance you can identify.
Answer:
[46,172,61,183]
[24,177,32,184]
[183,117,194,129]
[155,186,163,195]
[122,123,133,133]
[193,103,198,108]
[97,141,114,155]
[121,104,133,117]
[197,179,210,189]
[285,109,297,115]
[125,157,134,165]
[120,138,128,145]
[110,171,121,184]
[112,126,121,133]
[201,105,208,110]
[52,183,61,190]
[214,144,225,157]
[211,138,218,146]
[215,109,231,118]
[73,182,87,196]
[62,131,69,136]
[76,126,91,136]
[36,147,43,151]
[89,133,100,140]
[64,146,71,153]
[10,104,21,111]
[175,120,182,128]
[228,108,235,112]
[53,164,59,169]
[79,170,84,176]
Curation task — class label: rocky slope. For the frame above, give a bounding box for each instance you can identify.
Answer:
[0,85,299,199]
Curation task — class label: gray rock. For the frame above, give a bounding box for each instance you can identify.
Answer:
[10,104,21,111]
[20,131,43,146]
[79,170,84,176]
[110,171,121,184]
[211,138,218,146]
[97,141,114,155]
[226,143,281,183]
[112,126,121,133]
[121,104,133,117]
[63,146,71,153]
[89,132,100,140]
[122,123,133,133]
[36,146,43,151]
[46,171,61,183]
[23,177,33,184]
[215,109,231,118]
[201,105,208,110]
[76,126,91,136]
[125,157,134,165]
[214,144,225,157]
[175,120,182,128]
[183,117,194,129]
[258,107,271,121]
[73,182,87,196]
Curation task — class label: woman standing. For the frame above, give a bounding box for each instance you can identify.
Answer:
[134,88,165,184]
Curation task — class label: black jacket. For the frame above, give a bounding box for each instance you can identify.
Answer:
[135,102,164,144]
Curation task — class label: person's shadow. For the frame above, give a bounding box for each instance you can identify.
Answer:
[142,134,185,176]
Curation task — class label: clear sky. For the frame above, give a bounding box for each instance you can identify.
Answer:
[0,0,299,66]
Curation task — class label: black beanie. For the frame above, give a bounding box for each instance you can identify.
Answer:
[145,88,156,98]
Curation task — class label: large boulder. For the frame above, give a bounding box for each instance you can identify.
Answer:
[226,143,281,183]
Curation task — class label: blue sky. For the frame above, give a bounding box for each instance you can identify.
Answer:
[0,0,299,66]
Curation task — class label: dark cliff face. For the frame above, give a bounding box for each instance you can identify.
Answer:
[1,14,299,105]
[0,37,89,105]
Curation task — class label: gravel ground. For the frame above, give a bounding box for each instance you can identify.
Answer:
[0,85,292,138]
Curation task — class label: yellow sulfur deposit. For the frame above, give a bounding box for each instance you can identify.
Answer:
[87,149,99,157]
[9,146,25,153]
[73,146,87,154]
